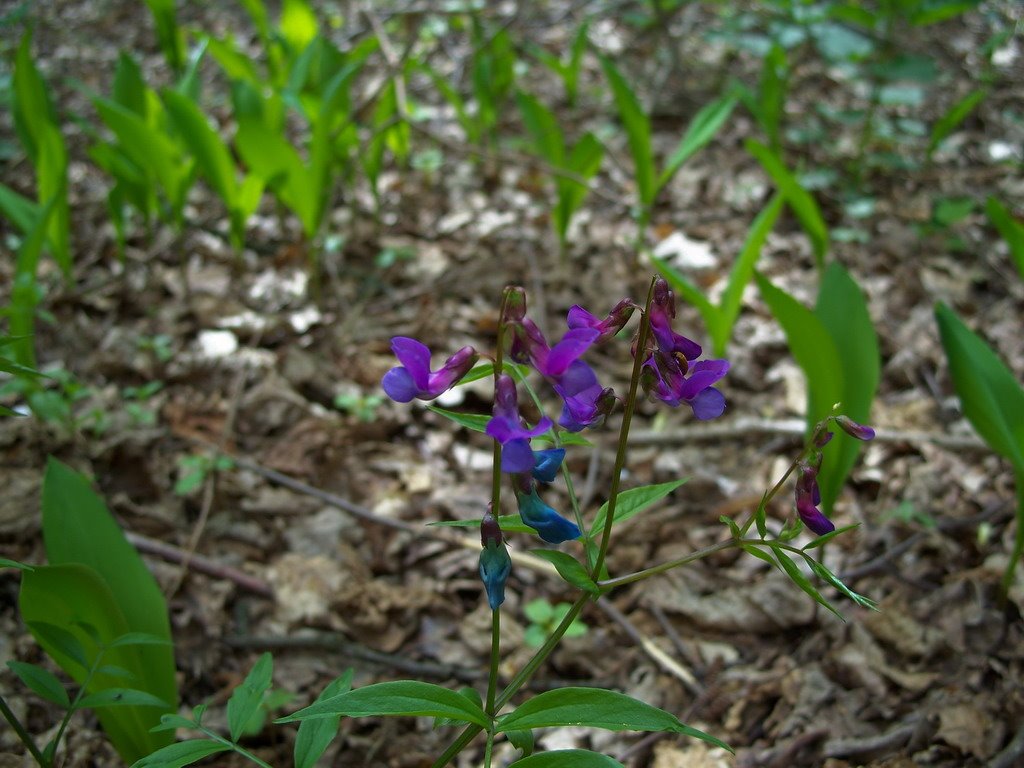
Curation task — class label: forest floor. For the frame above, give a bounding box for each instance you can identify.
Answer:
[2,2,1024,767]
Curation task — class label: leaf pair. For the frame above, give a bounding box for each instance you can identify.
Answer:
[600,56,737,229]
[756,263,879,513]
[517,91,604,249]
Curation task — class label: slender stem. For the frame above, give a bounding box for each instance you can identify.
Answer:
[0,693,47,767]
[50,648,106,763]
[592,279,656,579]
[483,731,494,768]
[485,610,500,716]
[597,539,738,590]
[199,727,275,768]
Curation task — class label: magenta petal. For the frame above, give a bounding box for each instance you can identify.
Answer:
[679,359,730,399]
[390,337,432,389]
[544,328,599,377]
[566,305,599,330]
[797,497,835,536]
[382,367,417,403]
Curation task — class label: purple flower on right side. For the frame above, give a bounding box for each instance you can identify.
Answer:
[638,278,730,420]
[796,416,876,535]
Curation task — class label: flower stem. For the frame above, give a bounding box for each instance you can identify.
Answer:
[592,278,656,579]
[597,539,738,590]
[0,693,47,767]
[486,609,500,716]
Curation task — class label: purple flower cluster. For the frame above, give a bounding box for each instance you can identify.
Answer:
[381,337,478,403]
[795,416,876,535]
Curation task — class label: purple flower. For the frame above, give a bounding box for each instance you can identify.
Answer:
[649,279,702,362]
[567,299,635,344]
[836,415,875,441]
[795,463,834,536]
[479,508,511,610]
[515,486,581,543]
[486,375,552,473]
[511,317,599,378]
[381,337,478,403]
[532,448,566,483]
[641,354,729,420]
[552,360,616,431]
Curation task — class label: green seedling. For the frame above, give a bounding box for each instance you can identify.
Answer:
[175,453,235,496]
[523,599,588,648]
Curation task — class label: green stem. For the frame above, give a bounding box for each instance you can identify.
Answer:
[199,727,275,768]
[592,279,656,579]
[0,693,47,767]
[483,731,494,768]
[486,609,500,716]
[598,539,738,590]
[49,649,106,764]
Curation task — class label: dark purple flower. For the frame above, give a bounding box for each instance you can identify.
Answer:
[567,299,635,344]
[641,353,729,420]
[486,375,552,473]
[532,448,566,483]
[515,486,581,543]
[479,507,511,610]
[381,337,478,403]
[835,415,875,441]
[795,462,834,536]
[649,278,702,362]
[552,360,616,431]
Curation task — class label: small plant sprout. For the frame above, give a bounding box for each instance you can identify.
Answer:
[276,277,876,766]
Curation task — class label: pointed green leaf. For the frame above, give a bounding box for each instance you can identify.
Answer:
[531,550,599,593]
[986,197,1024,279]
[496,687,731,751]
[79,689,171,710]
[517,91,565,166]
[7,661,70,708]
[510,750,624,768]
[163,89,239,209]
[589,479,687,537]
[427,406,489,432]
[278,680,491,728]
[227,652,274,742]
[293,670,354,768]
[128,739,230,768]
[428,515,536,535]
[0,557,33,570]
[600,56,655,209]
[658,91,738,192]
[928,88,986,159]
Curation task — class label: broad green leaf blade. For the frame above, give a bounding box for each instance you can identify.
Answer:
[935,303,1024,468]
[556,132,604,243]
[814,263,879,512]
[714,194,784,355]
[128,739,231,768]
[589,479,687,537]
[143,0,185,72]
[236,116,317,234]
[163,90,239,210]
[600,56,655,209]
[657,91,738,193]
[7,660,71,708]
[517,91,565,166]
[227,652,274,743]
[293,670,353,768]
[278,681,491,728]
[986,197,1024,279]
[506,727,535,757]
[746,140,828,267]
[78,689,171,710]
[427,406,489,432]
[40,458,178,751]
[496,687,731,752]
[434,686,483,729]
[531,550,599,593]
[0,182,40,235]
[20,564,172,761]
[510,749,625,768]
[754,271,844,437]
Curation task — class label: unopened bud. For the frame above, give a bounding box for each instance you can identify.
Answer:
[835,415,875,441]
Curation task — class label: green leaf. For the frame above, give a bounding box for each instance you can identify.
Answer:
[768,544,841,619]
[0,557,34,570]
[712,193,784,355]
[600,56,655,209]
[658,91,738,193]
[928,89,986,159]
[162,90,239,209]
[0,182,40,235]
[78,689,171,710]
[434,686,483,729]
[523,598,554,624]
[427,406,489,433]
[428,514,536,535]
[814,263,879,512]
[555,132,604,243]
[806,557,878,611]
[20,565,173,762]
[589,479,687,537]
[38,458,177,759]
[517,91,565,167]
[496,687,731,752]
[278,681,491,729]
[150,713,199,733]
[143,0,185,72]
[128,739,231,768]
[510,750,625,768]
[506,728,535,757]
[935,303,1024,468]
[986,198,1024,279]
[531,550,599,593]
[227,653,274,742]
[801,523,860,550]
[746,140,828,267]
[7,660,70,708]
[108,632,173,649]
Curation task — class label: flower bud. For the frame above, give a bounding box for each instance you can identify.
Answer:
[835,415,875,441]
[502,286,527,323]
[479,507,511,610]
